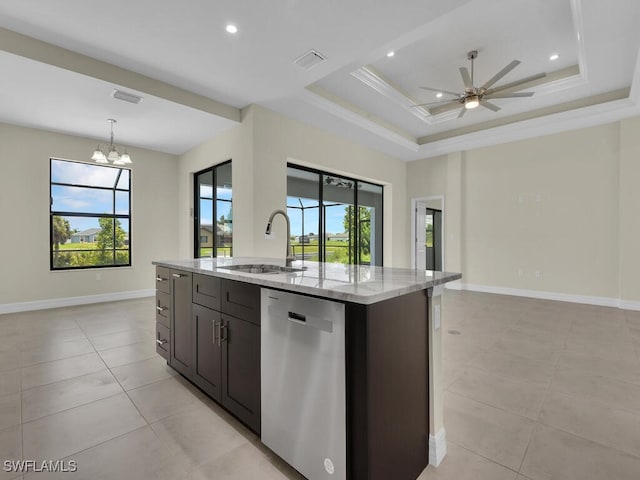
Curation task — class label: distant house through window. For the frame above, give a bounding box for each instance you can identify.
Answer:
[50,158,131,270]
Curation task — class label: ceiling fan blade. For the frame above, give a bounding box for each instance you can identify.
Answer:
[486,72,546,94]
[419,86,461,97]
[457,107,467,119]
[459,67,473,90]
[481,100,501,112]
[480,60,521,90]
[485,92,535,99]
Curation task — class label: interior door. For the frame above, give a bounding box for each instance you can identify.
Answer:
[415,201,427,270]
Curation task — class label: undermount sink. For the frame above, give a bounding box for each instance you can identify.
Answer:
[219,264,306,274]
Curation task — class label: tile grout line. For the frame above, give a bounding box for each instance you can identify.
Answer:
[516,310,582,475]
[447,439,521,476]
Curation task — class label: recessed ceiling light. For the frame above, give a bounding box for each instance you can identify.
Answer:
[225,24,238,34]
[436,92,443,98]
[387,51,395,58]
[549,53,559,61]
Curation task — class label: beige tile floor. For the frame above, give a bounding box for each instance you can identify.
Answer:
[420,290,640,480]
[0,292,639,479]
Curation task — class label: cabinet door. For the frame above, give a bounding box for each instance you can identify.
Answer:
[222,280,260,325]
[155,322,170,361]
[155,292,171,328]
[192,304,222,401]
[170,270,193,377]
[221,314,261,434]
[193,274,221,310]
[155,267,171,294]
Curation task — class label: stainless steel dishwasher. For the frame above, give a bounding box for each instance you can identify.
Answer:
[261,288,346,480]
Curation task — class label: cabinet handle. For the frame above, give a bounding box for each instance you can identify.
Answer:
[172,273,185,278]
[155,276,167,282]
[220,324,228,344]
[156,339,168,346]
[213,320,221,346]
[156,306,167,312]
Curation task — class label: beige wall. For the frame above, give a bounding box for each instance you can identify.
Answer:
[177,108,254,258]
[0,123,179,307]
[179,105,409,267]
[618,117,640,304]
[408,119,640,305]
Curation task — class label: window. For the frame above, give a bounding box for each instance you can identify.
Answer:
[50,159,131,270]
[287,165,383,266]
[194,161,232,258]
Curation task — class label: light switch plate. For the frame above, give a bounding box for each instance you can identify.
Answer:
[434,304,441,330]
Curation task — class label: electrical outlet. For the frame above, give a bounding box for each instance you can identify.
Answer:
[434,305,441,330]
[535,270,541,277]
[96,272,101,281]
[518,268,524,277]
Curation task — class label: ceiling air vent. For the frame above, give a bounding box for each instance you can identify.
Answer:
[111,89,143,105]
[293,49,327,70]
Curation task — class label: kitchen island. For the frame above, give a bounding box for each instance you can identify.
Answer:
[152,257,461,480]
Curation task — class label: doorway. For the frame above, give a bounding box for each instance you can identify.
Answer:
[413,197,444,271]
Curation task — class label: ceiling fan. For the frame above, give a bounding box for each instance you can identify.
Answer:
[414,50,546,118]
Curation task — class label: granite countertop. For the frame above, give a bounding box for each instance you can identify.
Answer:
[153,257,461,305]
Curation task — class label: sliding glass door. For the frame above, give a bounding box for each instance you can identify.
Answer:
[194,161,232,258]
[286,165,383,266]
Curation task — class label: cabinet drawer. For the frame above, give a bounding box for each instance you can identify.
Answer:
[155,322,170,360]
[193,274,222,310]
[222,280,260,325]
[155,292,171,328]
[155,267,171,294]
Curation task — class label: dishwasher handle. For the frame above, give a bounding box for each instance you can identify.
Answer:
[288,311,306,324]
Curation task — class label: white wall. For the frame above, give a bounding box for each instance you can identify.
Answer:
[178,105,409,267]
[0,123,179,309]
[408,119,640,307]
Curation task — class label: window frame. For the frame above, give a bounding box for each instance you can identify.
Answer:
[286,163,384,266]
[193,160,232,259]
[49,158,132,271]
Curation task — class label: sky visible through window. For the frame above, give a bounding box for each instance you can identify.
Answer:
[198,185,232,225]
[287,197,351,235]
[51,160,130,234]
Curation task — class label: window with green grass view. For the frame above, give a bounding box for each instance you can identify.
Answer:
[287,165,383,266]
[50,158,131,270]
[194,161,232,258]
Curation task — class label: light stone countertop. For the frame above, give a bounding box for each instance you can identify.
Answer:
[153,257,462,305]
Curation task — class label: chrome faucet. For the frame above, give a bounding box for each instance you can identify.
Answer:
[265,209,296,267]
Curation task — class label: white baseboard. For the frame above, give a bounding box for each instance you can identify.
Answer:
[0,289,155,315]
[619,299,640,311]
[429,428,447,467]
[445,282,640,311]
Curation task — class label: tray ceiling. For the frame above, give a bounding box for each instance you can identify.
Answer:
[0,0,639,160]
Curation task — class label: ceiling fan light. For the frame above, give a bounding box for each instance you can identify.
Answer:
[465,95,480,109]
[92,148,108,163]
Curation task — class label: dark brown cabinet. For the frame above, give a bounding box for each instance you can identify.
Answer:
[155,268,261,434]
[221,313,260,433]
[155,267,171,360]
[170,270,193,377]
[191,303,222,400]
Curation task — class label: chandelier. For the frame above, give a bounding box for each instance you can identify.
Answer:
[91,119,132,165]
